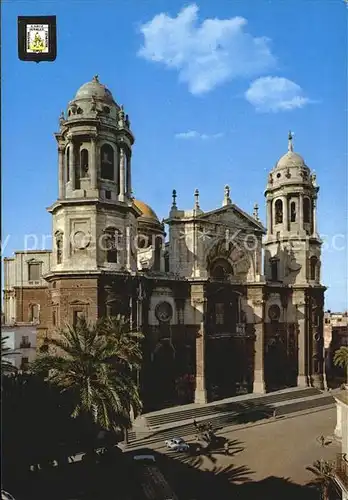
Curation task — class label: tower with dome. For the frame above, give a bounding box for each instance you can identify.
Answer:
[3,78,326,410]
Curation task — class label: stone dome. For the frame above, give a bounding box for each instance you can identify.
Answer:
[134,199,159,222]
[276,151,306,169]
[75,75,115,103]
[265,132,314,193]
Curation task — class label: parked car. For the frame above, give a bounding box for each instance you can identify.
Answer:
[164,438,189,452]
[133,454,156,463]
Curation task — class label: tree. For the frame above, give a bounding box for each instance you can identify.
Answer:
[306,460,335,500]
[1,336,18,374]
[333,346,348,383]
[32,316,143,436]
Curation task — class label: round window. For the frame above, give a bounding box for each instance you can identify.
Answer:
[155,301,173,322]
[268,304,281,321]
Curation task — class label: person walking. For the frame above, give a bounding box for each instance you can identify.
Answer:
[224,442,229,455]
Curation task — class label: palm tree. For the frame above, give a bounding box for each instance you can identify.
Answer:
[306,459,335,500]
[32,316,143,435]
[1,336,18,374]
[333,346,348,384]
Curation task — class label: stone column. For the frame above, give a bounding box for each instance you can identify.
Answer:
[267,199,272,235]
[114,147,118,191]
[90,136,97,190]
[283,195,288,232]
[296,297,308,387]
[312,199,317,236]
[191,284,207,404]
[119,146,125,201]
[70,140,75,190]
[126,151,131,197]
[299,193,304,232]
[58,145,65,198]
[126,225,131,270]
[250,290,266,394]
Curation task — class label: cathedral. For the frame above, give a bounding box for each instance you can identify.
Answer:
[3,76,326,411]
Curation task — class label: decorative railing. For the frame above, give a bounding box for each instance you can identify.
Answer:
[335,453,348,489]
[20,342,31,349]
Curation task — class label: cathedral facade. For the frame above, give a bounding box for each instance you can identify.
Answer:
[3,77,326,411]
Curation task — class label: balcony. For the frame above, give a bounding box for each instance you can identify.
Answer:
[20,342,31,349]
[335,453,348,490]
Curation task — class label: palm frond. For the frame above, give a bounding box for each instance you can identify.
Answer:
[333,346,348,369]
[31,315,143,432]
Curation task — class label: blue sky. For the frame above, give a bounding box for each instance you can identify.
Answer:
[2,0,347,311]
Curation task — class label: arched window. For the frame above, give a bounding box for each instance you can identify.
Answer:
[104,227,121,263]
[270,259,278,281]
[80,149,89,177]
[55,231,63,264]
[303,198,311,223]
[310,256,318,280]
[154,234,163,270]
[29,304,40,323]
[290,201,296,222]
[209,259,233,280]
[101,144,114,180]
[275,199,283,224]
[66,146,70,182]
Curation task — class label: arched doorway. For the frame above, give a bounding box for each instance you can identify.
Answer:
[150,341,176,409]
[209,258,233,280]
[265,333,289,391]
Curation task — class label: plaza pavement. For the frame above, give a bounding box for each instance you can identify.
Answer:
[195,406,340,485]
[128,406,341,487]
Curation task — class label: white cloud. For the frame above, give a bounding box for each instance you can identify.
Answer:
[138,4,276,95]
[245,76,310,112]
[175,130,223,140]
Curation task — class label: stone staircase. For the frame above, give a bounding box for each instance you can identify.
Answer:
[127,387,335,448]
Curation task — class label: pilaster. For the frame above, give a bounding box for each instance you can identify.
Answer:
[294,290,308,387]
[191,283,207,404]
[248,286,266,394]
[119,147,125,201]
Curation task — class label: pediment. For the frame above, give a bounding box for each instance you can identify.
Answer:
[69,299,89,306]
[198,203,265,234]
[26,258,43,264]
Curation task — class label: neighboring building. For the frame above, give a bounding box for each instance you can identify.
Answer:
[1,325,37,371]
[3,250,52,342]
[324,311,348,350]
[324,311,348,383]
[3,76,327,411]
[334,388,348,499]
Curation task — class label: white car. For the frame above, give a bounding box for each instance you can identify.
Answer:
[164,438,189,452]
[1,491,16,500]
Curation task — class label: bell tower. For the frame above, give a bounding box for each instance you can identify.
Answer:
[47,76,140,275]
[264,132,325,390]
[264,131,322,286]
